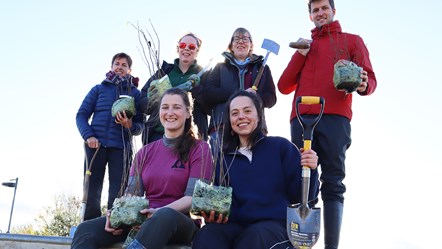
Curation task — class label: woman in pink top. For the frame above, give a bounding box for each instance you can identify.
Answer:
[71,88,213,249]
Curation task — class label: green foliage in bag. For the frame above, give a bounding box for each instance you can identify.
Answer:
[333,59,362,93]
[111,95,136,118]
[110,196,149,228]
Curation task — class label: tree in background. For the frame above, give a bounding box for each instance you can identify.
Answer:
[11,193,108,236]
[11,194,81,236]
[36,193,81,236]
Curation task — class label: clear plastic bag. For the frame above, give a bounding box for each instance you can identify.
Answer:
[190,179,232,219]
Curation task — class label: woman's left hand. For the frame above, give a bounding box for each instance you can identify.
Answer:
[300,148,318,169]
[115,110,133,129]
[245,87,257,94]
[104,210,124,235]
[139,208,158,219]
[201,210,228,224]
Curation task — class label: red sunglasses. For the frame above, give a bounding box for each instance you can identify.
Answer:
[178,42,197,50]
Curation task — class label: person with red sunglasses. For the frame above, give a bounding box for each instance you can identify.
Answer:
[140,32,209,144]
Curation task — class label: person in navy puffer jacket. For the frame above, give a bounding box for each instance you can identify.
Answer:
[76,52,144,221]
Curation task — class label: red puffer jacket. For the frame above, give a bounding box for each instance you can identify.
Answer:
[278,20,376,122]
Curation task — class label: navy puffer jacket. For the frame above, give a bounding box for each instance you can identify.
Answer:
[76,75,143,149]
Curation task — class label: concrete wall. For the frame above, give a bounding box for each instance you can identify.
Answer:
[0,233,191,249]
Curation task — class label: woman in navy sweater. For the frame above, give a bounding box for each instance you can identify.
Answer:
[192,90,319,249]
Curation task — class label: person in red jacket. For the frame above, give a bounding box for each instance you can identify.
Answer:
[278,0,377,248]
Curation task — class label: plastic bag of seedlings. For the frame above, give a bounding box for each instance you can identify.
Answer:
[109,196,149,228]
[190,179,232,219]
[333,59,362,93]
[111,95,136,118]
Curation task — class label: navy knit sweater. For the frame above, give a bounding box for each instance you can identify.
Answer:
[217,136,319,224]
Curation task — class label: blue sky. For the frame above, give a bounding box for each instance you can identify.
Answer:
[1,1,441,248]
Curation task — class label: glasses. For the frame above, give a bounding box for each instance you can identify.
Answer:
[232,36,251,43]
[178,42,197,50]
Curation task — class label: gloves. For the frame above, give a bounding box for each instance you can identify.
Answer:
[175,74,200,91]
[187,74,200,87]
[147,84,159,100]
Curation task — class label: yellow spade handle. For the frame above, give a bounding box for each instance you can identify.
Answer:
[300,96,321,105]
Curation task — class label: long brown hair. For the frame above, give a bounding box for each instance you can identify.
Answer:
[159,88,198,162]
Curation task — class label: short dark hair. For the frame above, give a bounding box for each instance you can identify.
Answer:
[222,90,264,152]
[112,52,133,68]
[308,0,335,13]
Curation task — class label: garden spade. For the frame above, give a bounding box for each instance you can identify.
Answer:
[252,38,280,90]
[70,143,100,237]
[287,96,325,249]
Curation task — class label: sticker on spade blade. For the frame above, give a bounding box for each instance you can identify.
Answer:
[289,221,320,247]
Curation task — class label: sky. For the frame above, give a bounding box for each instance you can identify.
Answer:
[0,0,441,248]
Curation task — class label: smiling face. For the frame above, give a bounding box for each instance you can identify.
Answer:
[177,35,199,64]
[229,30,253,61]
[309,0,336,28]
[229,96,259,147]
[160,93,191,138]
[111,57,131,77]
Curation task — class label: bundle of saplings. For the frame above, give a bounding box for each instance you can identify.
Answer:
[109,196,149,228]
[111,95,136,118]
[190,179,232,219]
[333,59,362,93]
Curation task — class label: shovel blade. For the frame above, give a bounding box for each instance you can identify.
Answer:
[287,204,321,248]
[262,38,280,55]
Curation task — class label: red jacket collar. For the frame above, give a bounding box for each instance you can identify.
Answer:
[311,20,342,39]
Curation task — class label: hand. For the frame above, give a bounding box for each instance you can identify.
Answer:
[86,137,99,149]
[297,38,312,56]
[187,74,200,87]
[357,70,369,93]
[104,210,124,235]
[201,210,228,224]
[115,110,133,129]
[300,148,318,169]
[245,87,257,94]
[140,208,158,219]
[147,85,159,100]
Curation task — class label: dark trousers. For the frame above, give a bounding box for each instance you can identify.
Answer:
[192,220,293,249]
[83,146,132,220]
[290,115,351,203]
[71,216,128,248]
[71,208,197,249]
